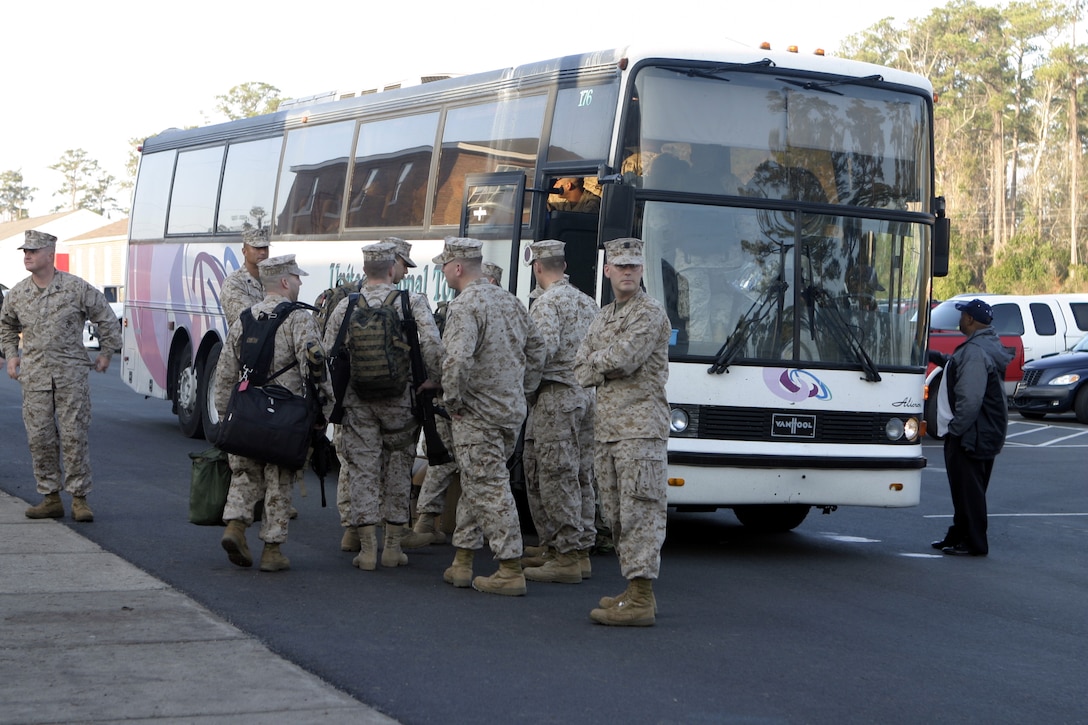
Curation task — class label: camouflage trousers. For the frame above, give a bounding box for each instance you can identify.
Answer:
[22,380,93,496]
[449,417,523,560]
[416,414,457,515]
[594,438,668,580]
[335,401,418,527]
[223,454,299,544]
[524,384,595,553]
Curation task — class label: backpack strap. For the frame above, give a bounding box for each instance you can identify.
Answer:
[329,293,361,359]
[386,289,411,327]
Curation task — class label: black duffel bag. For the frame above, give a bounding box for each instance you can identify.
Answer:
[215,380,316,470]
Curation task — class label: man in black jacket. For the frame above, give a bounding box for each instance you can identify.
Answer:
[928,298,1013,556]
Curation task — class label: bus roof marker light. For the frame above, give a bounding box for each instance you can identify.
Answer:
[814,48,825,56]
[760,42,771,50]
[788,45,799,53]
[889,483,904,491]
[668,478,685,487]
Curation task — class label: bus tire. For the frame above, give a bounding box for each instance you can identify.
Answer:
[1074,386,1088,425]
[175,339,204,439]
[199,340,223,443]
[924,371,943,439]
[732,504,810,532]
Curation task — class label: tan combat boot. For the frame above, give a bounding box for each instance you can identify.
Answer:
[521,545,555,568]
[524,551,582,584]
[577,549,592,579]
[472,559,527,596]
[25,492,64,519]
[71,496,94,523]
[598,582,659,615]
[591,578,655,626]
[381,523,409,567]
[220,520,253,568]
[340,526,361,552]
[352,525,378,570]
[259,543,290,572]
[443,547,475,587]
[401,513,443,549]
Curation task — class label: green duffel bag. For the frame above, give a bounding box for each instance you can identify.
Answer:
[188,447,231,525]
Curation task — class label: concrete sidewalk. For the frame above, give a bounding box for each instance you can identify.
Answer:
[0,491,397,725]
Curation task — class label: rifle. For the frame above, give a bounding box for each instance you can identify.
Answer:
[401,293,454,466]
[326,294,360,424]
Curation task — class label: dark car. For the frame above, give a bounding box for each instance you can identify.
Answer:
[1012,333,1088,423]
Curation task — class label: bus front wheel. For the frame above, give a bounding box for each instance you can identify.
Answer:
[732,504,810,532]
[174,340,204,439]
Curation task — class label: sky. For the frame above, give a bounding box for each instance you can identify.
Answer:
[4,0,1021,218]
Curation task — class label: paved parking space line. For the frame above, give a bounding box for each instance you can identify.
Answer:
[1036,429,1088,446]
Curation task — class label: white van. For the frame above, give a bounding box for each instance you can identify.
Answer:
[936,293,1088,363]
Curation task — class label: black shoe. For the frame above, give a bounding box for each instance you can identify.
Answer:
[931,538,955,550]
[941,543,984,556]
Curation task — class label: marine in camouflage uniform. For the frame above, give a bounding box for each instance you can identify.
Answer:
[1,230,122,522]
[219,226,270,324]
[323,241,443,570]
[574,238,671,626]
[215,255,332,572]
[407,260,502,547]
[435,238,545,596]
[521,240,599,584]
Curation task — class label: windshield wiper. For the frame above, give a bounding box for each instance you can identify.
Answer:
[681,58,775,82]
[802,285,882,382]
[781,74,884,95]
[708,279,789,375]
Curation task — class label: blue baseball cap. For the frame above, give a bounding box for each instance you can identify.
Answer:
[955,298,993,324]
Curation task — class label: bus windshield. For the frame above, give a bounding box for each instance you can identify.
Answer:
[624,64,931,372]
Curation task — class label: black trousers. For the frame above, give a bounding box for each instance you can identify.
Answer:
[943,435,995,555]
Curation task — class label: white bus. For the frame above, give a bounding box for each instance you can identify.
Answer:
[123,42,948,531]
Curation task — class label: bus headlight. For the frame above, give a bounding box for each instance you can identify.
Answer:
[903,417,919,441]
[885,418,905,440]
[670,408,690,434]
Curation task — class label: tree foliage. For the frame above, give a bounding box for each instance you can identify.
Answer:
[48,149,118,216]
[213,82,284,121]
[841,0,1086,294]
[0,169,36,222]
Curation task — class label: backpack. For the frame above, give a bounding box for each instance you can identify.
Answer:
[343,289,412,400]
[239,301,299,385]
[313,278,363,338]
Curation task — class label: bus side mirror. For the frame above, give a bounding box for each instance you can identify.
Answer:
[600,183,635,247]
[932,217,950,278]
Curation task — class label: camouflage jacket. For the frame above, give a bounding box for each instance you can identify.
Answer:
[529,277,599,388]
[0,270,121,390]
[220,266,264,325]
[441,278,545,429]
[575,289,671,442]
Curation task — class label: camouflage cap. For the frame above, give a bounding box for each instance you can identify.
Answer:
[382,236,416,268]
[362,241,398,263]
[258,254,307,280]
[19,230,58,250]
[432,237,483,265]
[241,227,270,248]
[605,237,645,266]
[525,239,565,266]
[482,262,504,285]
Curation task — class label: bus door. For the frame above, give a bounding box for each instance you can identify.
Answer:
[459,172,527,293]
[539,173,603,299]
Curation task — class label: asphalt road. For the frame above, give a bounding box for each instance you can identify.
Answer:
[1,366,1086,724]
